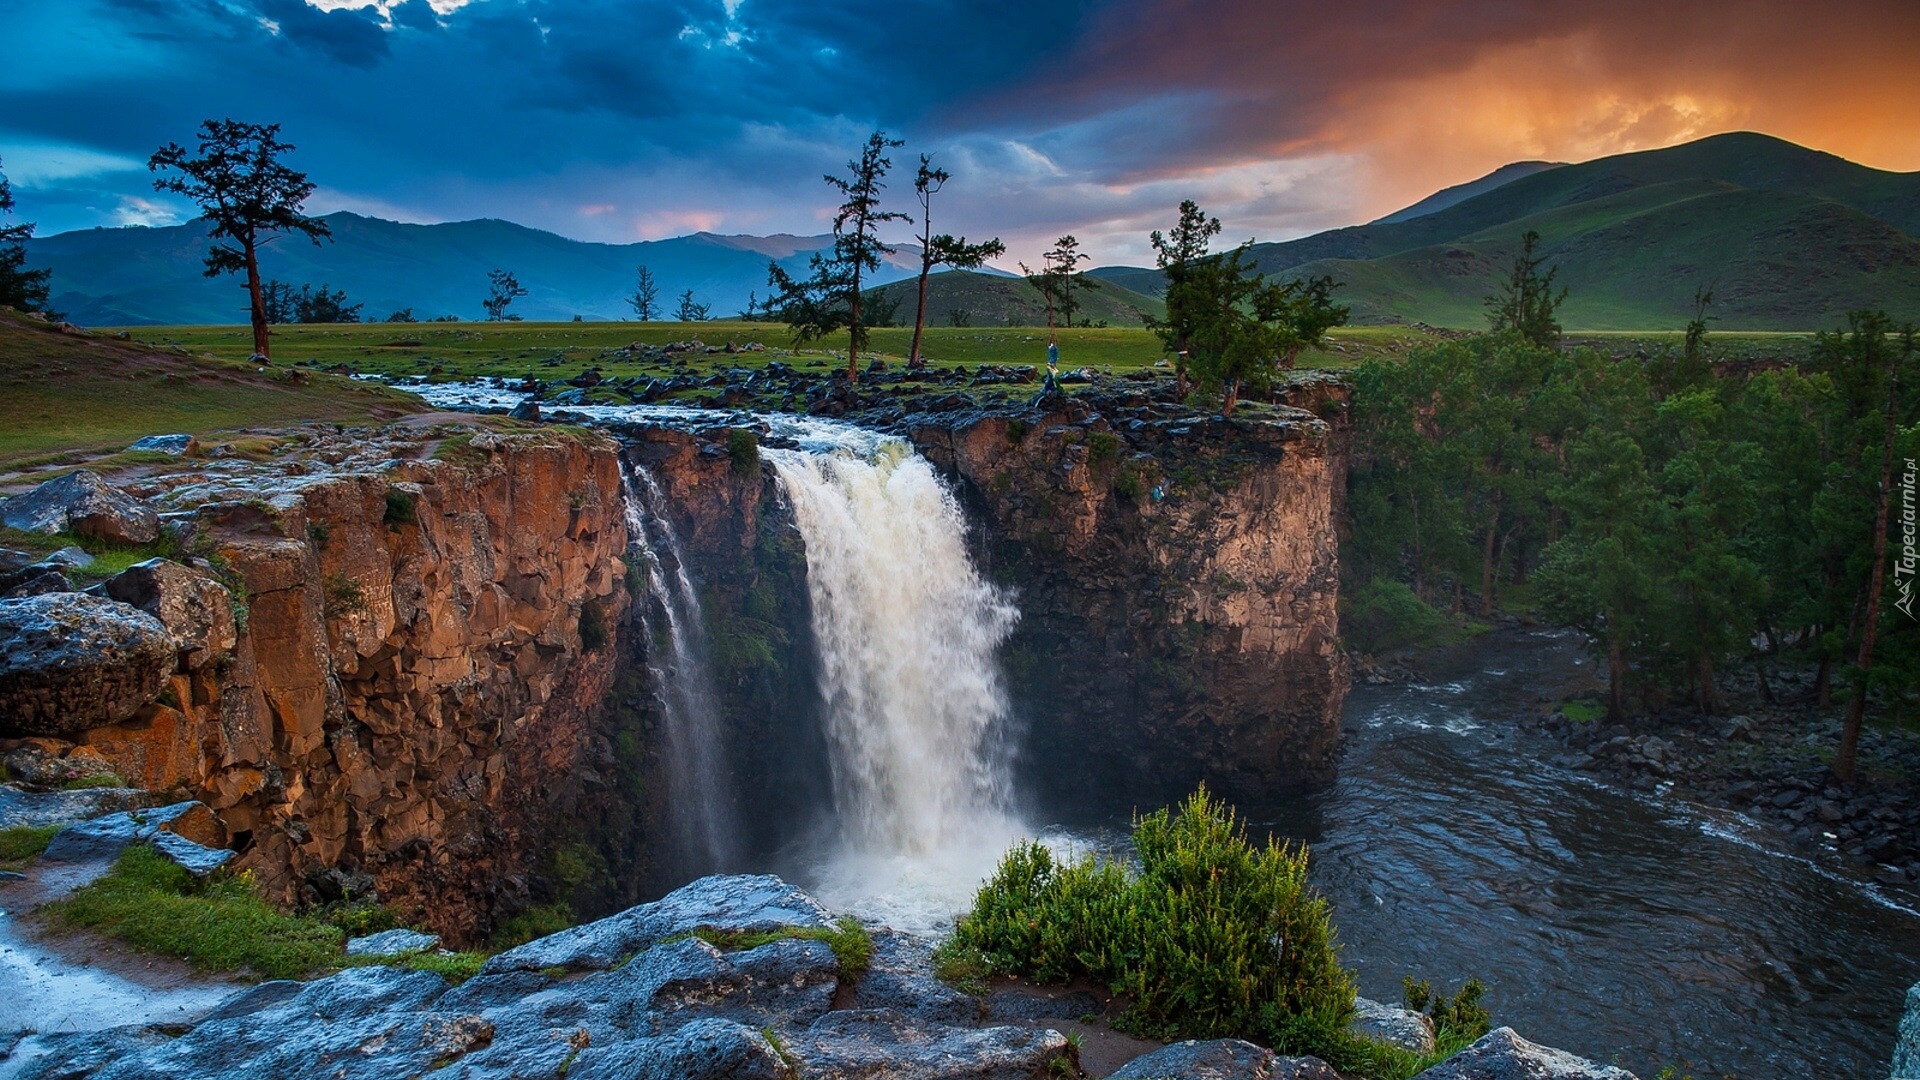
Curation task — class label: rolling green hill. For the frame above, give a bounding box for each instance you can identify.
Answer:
[1095,132,1920,329]
[863,268,1166,328]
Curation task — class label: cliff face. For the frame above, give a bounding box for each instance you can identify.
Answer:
[907,388,1349,810]
[73,426,631,940]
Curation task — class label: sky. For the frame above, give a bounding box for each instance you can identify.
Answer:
[1,0,1917,267]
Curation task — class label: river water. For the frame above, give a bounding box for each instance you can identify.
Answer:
[1253,629,1920,1078]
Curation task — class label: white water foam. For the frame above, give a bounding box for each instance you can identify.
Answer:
[764,428,1027,931]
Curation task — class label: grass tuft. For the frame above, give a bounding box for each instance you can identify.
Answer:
[692,916,873,982]
[0,824,62,863]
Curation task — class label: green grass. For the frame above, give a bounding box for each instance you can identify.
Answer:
[0,824,62,863]
[0,525,187,587]
[0,312,424,473]
[40,845,484,981]
[864,267,1168,328]
[690,916,873,982]
[1561,699,1606,724]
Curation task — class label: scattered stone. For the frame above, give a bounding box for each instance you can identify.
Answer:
[1410,1027,1639,1079]
[1350,995,1437,1054]
[345,928,443,957]
[508,397,541,422]
[126,434,197,456]
[0,592,176,736]
[0,470,159,545]
[2,742,119,788]
[0,566,73,599]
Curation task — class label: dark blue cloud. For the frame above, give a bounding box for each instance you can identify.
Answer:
[256,0,392,68]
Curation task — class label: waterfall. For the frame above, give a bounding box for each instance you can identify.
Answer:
[620,460,735,870]
[764,425,1025,926]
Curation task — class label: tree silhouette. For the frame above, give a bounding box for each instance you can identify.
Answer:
[767,131,907,380]
[483,268,526,321]
[0,158,53,314]
[907,155,1004,368]
[150,120,330,358]
[628,265,659,321]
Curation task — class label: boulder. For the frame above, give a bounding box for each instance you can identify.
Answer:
[848,929,980,1025]
[1110,1039,1279,1079]
[42,800,233,877]
[566,1017,791,1080]
[0,470,158,545]
[126,434,197,456]
[1410,1028,1638,1080]
[345,928,442,957]
[1351,996,1437,1054]
[98,558,238,669]
[785,1008,1072,1080]
[509,398,541,422]
[0,592,175,736]
[1893,981,1920,1080]
[2,742,120,787]
[484,873,834,974]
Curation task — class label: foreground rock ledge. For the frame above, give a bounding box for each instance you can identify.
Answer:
[3,874,1639,1080]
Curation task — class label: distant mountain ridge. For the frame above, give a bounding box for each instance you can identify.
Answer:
[25,132,1920,330]
[1094,132,1920,329]
[25,213,928,326]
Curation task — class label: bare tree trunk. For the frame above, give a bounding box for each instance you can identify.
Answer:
[848,261,863,382]
[909,250,932,369]
[1836,359,1902,782]
[243,234,269,359]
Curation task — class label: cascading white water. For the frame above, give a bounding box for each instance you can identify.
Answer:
[621,462,735,869]
[764,424,1028,928]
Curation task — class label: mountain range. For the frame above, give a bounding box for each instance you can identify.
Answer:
[1093,131,1920,329]
[21,131,1920,330]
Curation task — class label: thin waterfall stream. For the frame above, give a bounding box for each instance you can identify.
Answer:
[621,458,736,872]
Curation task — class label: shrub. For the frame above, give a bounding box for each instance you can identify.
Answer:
[947,787,1354,1041]
[383,488,418,527]
[579,601,609,653]
[1087,431,1120,466]
[727,428,760,477]
[1343,579,1446,653]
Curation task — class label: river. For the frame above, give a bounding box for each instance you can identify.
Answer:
[1255,629,1919,1077]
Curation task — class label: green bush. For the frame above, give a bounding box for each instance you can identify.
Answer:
[1343,579,1446,653]
[383,488,418,527]
[946,787,1354,1041]
[727,428,760,477]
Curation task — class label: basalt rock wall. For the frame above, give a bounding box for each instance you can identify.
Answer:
[38,428,633,942]
[906,386,1350,811]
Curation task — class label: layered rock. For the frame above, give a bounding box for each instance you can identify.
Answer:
[2,427,632,940]
[906,388,1348,805]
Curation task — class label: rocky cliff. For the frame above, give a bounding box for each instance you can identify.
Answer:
[904,381,1349,810]
[2,423,631,941]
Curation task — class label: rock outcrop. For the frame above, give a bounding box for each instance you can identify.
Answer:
[1108,1038,1343,1079]
[1,427,633,941]
[1410,1027,1638,1080]
[906,386,1348,804]
[1894,981,1920,1080]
